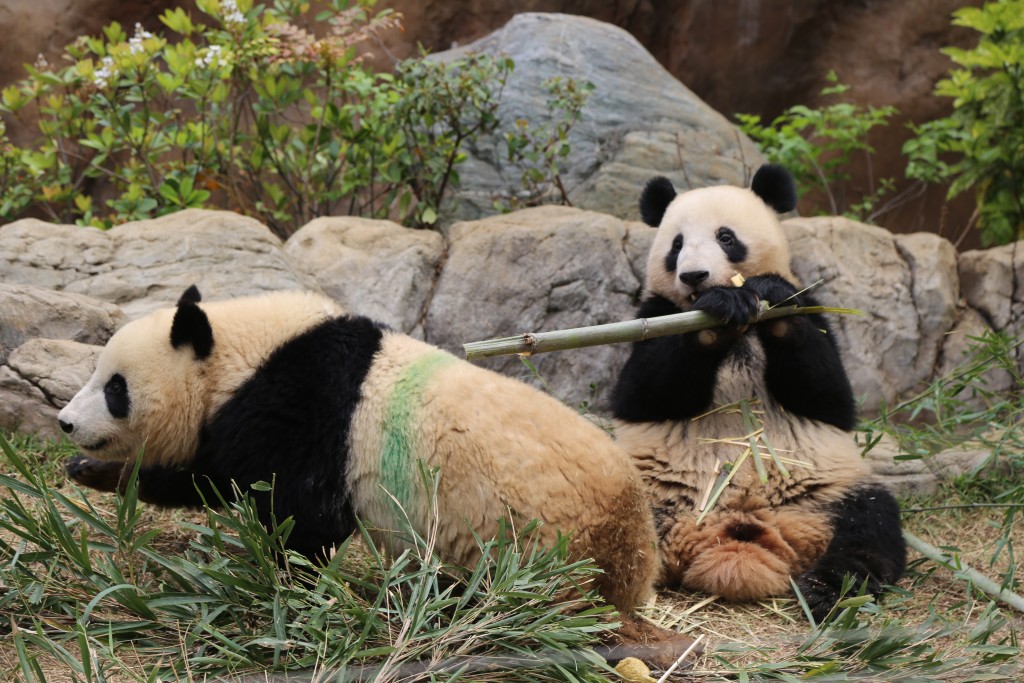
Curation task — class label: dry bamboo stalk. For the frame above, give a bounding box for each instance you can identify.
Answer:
[464,303,857,360]
[903,530,1024,614]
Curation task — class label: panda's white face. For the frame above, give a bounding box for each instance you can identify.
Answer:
[58,309,200,464]
[645,185,795,309]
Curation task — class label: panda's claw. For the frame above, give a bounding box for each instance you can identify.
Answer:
[744,274,801,307]
[65,454,123,493]
[692,286,760,327]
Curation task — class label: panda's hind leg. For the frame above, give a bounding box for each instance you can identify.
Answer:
[794,483,906,621]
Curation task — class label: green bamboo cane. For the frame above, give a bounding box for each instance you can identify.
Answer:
[463,303,860,360]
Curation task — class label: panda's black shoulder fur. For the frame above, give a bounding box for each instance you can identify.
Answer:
[137,313,386,559]
[612,280,856,431]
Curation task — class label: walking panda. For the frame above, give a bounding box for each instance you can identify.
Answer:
[58,286,659,615]
[611,165,906,619]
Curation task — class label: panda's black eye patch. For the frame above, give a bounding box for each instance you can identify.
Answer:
[716,227,748,263]
[104,373,131,419]
[664,234,684,273]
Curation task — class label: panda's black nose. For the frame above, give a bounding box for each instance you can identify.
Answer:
[680,270,709,286]
[59,419,74,434]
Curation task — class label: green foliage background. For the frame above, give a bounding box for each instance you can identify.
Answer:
[0,0,589,238]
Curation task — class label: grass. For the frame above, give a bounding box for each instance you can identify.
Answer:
[0,437,616,682]
[1,332,1023,681]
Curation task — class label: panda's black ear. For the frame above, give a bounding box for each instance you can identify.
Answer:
[639,176,677,227]
[171,287,213,360]
[751,164,797,214]
[178,284,202,305]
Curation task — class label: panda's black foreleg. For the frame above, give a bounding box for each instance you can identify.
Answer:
[794,483,906,622]
[65,454,225,508]
[744,274,856,430]
[611,293,747,422]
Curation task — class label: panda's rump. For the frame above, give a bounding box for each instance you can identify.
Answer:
[346,333,658,610]
[347,333,651,561]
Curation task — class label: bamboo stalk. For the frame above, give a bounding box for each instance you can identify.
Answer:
[903,529,1024,614]
[463,303,858,360]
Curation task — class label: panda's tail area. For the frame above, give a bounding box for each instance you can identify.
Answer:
[657,506,835,602]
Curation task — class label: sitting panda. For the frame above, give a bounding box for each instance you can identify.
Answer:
[58,285,660,617]
[611,165,906,620]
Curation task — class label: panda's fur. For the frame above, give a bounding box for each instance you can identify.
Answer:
[59,286,658,614]
[612,165,906,619]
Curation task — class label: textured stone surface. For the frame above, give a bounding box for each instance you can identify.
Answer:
[426,205,646,409]
[432,13,764,222]
[0,283,125,364]
[285,216,445,336]
[0,210,320,319]
[865,434,1010,498]
[785,217,959,410]
[0,339,100,440]
[959,242,1024,374]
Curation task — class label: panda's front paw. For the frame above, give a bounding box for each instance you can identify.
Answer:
[692,286,760,327]
[744,274,800,307]
[65,455,123,493]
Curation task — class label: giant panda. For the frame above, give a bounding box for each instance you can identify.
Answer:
[57,285,660,617]
[611,165,906,620]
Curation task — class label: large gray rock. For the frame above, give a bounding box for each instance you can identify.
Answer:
[284,217,445,336]
[434,12,763,222]
[426,206,647,409]
[0,210,320,319]
[959,243,1024,375]
[865,434,1011,497]
[784,216,959,411]
[0,284,125,364]
[0,339,100,440]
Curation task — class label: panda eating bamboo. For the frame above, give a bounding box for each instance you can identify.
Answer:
[611,165,906,620]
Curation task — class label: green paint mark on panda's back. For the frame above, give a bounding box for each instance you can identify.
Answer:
[380,350,457,511]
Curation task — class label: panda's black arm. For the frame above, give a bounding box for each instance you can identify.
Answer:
[745,275,857,431]
[794,483,907,622]
[611,294,736,422]
[132,466,229,508]
[64,455,226,508]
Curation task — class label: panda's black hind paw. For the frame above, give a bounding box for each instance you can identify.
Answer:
[65,455,123,493]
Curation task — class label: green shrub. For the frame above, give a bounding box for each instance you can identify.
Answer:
[903,0,1024,246]
[736,71,897,223]
[0,0,587,237]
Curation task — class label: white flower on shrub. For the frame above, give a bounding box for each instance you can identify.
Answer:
[195,45,225,68]
[94,56,115,88]
[222,0,245,25]
[129,23,154,54]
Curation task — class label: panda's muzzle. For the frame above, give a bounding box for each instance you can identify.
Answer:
[58,419,109,452]
[679,270,709,287]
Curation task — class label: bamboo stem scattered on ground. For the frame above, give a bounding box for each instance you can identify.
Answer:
[464,303,857,360]
[903,529,1024,614]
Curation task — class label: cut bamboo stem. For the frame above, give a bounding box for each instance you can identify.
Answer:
[903,529,1024,614]
[464,303,855,360]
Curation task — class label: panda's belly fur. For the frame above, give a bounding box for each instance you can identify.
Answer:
[615,335,870,599]
[346,332,658,612]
